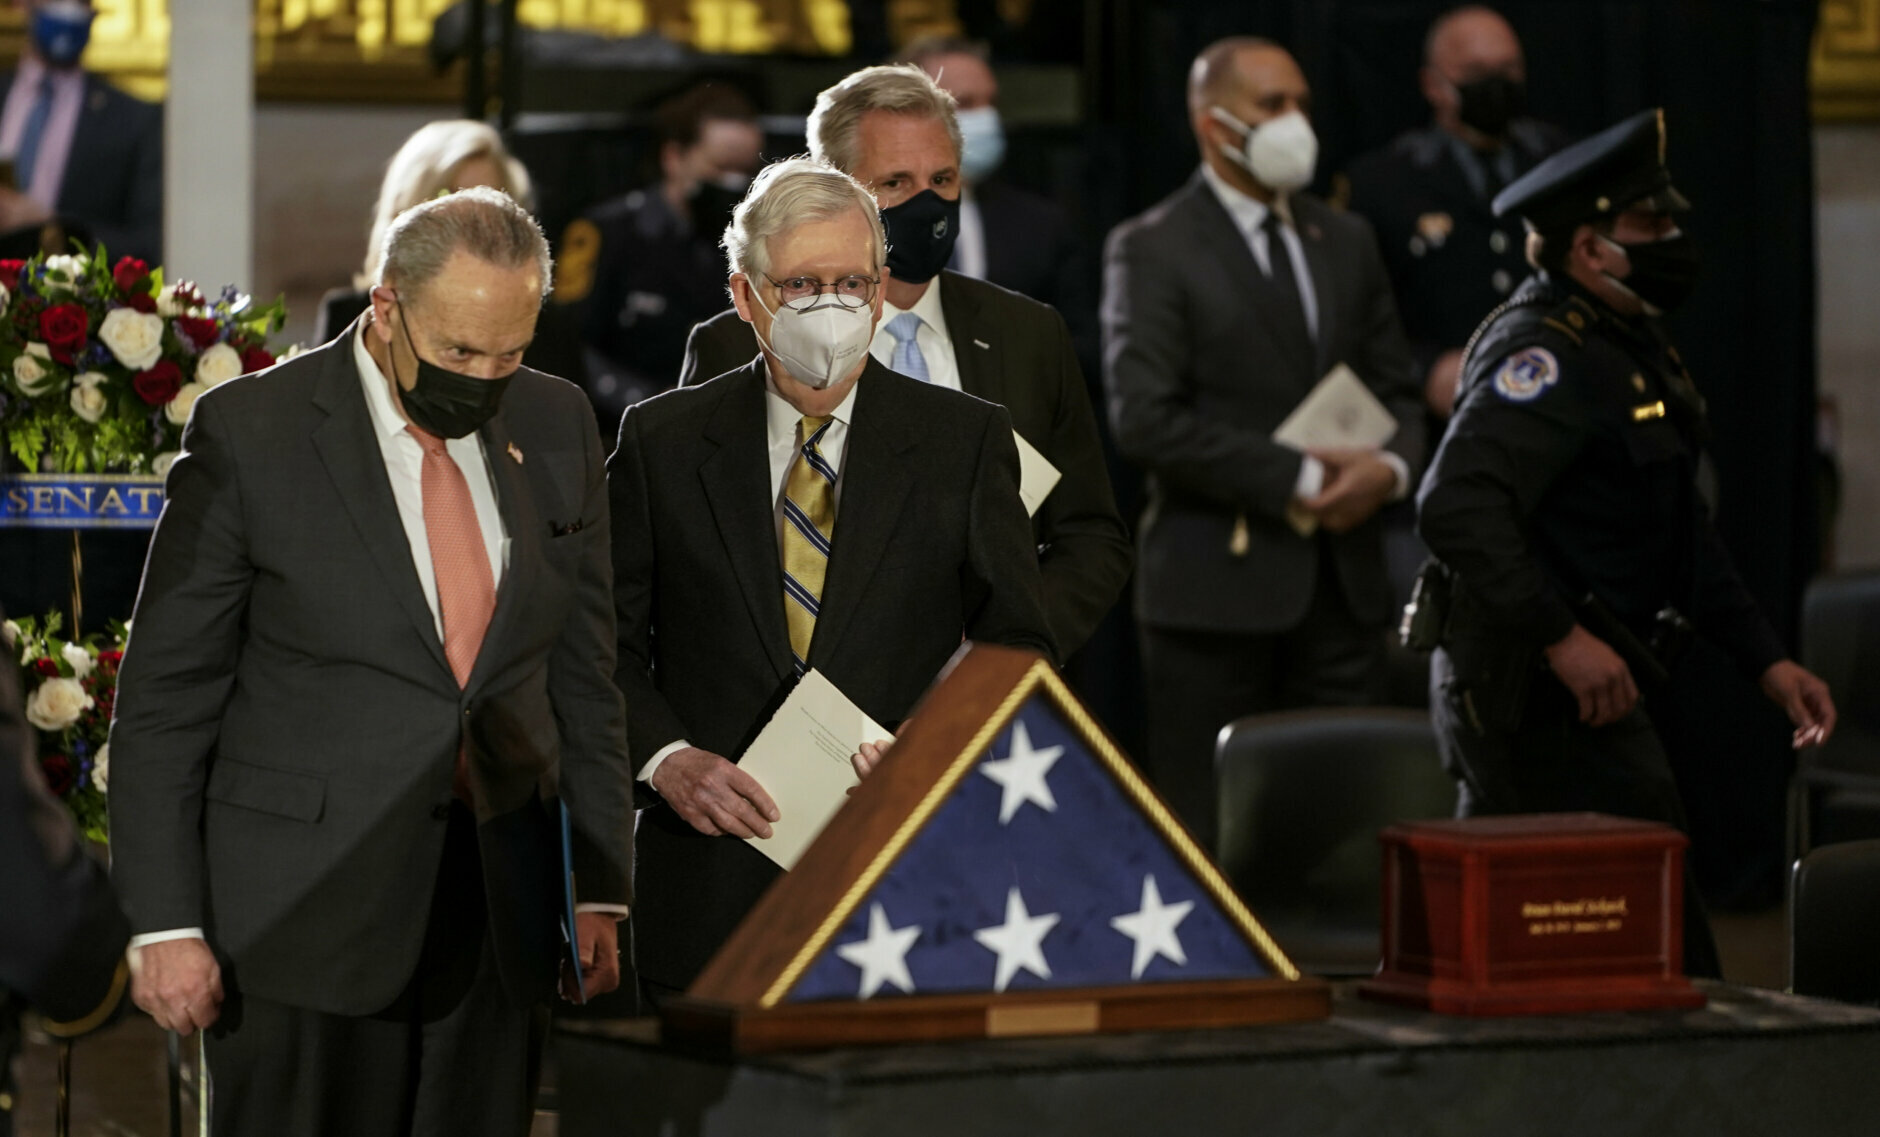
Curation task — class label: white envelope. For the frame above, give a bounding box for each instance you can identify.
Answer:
[737,668,893,871]
[1272,362,1399,453]
[1014,430,1060,517]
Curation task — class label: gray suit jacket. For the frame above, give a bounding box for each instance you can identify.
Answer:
[108,327,633,1015]
[1102,174,1424,633]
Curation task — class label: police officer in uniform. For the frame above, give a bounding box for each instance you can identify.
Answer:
[1415,109,1836,977]
[1345,5,1566,419]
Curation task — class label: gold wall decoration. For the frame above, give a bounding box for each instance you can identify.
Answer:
[1814,0,1880,120]
[0,0,926,105]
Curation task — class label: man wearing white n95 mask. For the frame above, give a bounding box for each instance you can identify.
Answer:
[608,157,1054,1003]
[1101,37,1424,852]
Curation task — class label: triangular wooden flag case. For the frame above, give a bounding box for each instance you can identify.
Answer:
[662,644,1331,1054]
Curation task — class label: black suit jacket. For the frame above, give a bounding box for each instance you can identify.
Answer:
[108,327,633,1016]
[0,72,164,263]
[678,274,1130,659]
[609,357,1053,988]
[973,180,1096,364]
[1102,174,1424,634]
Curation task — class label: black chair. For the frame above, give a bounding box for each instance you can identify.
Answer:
[1215,708,1456,976]
[1794,572,1880,854]
[1790,838,1880,1004]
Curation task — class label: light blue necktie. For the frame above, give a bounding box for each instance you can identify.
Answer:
[886,312,931,384]
[14,76,56,193]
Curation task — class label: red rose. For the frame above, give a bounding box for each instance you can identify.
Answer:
[0,259,25,291]
[112,256,150,294]
[175,316,221,351]
[40,754,75,797]
[38,302,89,364]
[125,292,157,314]
[34,658,59,677]
[98,648,122,669]
[240,346,275,373]
[133,359,183,405]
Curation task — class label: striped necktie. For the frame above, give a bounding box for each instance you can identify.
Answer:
[886,311,932,384]
[781,415,836,673]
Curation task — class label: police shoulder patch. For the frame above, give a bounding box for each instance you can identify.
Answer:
[1492,347,1560,403]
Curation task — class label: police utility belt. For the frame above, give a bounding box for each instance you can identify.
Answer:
[1401,558,1694,689]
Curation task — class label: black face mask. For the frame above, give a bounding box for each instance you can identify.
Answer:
[1612,232,1700,313]
[880,189,961,286]
[689,181,744,244]
[393,306,515,439]
[1455,74,1527,140]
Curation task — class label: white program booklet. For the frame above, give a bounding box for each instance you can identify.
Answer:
[1014,430,1060,517]
[1272,362,1400,453]
[738,668,893,871]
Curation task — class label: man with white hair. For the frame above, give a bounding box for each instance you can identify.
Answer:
[110,186,632,1135]
[679,64,1129,667]
[611,157,1053,1001]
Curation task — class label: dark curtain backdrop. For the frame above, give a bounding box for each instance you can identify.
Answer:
[1098,0,1819,907]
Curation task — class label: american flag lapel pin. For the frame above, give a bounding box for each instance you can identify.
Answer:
[507,441,524,464]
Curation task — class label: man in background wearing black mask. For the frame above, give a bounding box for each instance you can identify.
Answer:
[1416,109,1836,979]
[679,64,1131,669]
[555,83,762,415]
[1345,5,1567,421]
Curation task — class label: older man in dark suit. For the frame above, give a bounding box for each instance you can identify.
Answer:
[0,0,162,261]
[614,157,1053,999]
[1102,37,1424,851]
[679,64,1128,666]
[109,188,632,1136]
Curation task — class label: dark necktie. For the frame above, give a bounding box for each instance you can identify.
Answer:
[15,75,56,193]
[1260,212,1313,351]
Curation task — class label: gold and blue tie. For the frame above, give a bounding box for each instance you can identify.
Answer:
[782,415,836,673]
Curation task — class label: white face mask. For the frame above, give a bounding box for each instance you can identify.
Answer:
[1209,107,1318,193]
[751,286,875,390]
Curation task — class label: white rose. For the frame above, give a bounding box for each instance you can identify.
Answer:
[99,308,165,371]
[69,370,109,422]
[61,641,94,679]
[0,281,11,319]
[13,342,59,396]
[157,284,187,318]
[165,381,207,425]
[42,253,88,285]
[196,342,242,387]
[151,451,179,479]
[26,676,93,732]
[90,743,109,793]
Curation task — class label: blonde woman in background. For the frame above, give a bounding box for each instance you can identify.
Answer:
[314,119,589,399]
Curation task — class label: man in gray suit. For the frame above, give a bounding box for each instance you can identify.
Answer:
[109,188,632,1136]
[1102,37,1424,851]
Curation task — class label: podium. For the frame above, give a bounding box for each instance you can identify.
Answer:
[661,644,1331,1053]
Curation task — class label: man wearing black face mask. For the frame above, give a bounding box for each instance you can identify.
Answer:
[556,83,762,416]
[0,0,163,261]
[109,187,633,1135]
[679,65,1130,668]
[1416,109,1837,979]
[1345,5,1565,421]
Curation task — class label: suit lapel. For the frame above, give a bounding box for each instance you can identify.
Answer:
[1188,179,1316,381]
[308,327,452,679]
[464,408,539,695]
[938,272,1001,406]
[699,364,794,681]
[810,361,916,666]
[1293,200,1339,378]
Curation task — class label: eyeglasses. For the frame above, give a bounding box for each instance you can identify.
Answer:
[761,272,880,311]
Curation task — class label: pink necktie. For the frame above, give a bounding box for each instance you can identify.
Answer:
[409,426,495,799]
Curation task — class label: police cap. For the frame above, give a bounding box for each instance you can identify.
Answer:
[1492,108,1689,230]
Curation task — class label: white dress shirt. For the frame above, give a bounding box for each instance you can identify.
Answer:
[870,274,962,392]
[952,188,989,280]
[1199,163,1409,504]
[640,365,862,783]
